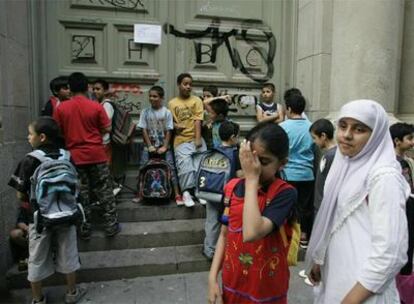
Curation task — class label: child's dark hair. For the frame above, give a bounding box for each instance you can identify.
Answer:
[219,121,240,142]
[246,121,289,161]
[149,85,164,98]
[176,73,192,85]
[210,98,229,120]
[390,122,414,146]
[262,83,275,92]
[247,122,295,224]
[283,87,302,102]
[285,94,305,115]
[94,78,109,91]
[203,85,218,97]
[50,76,69,96]
[68,72,88,93]
[310,119,334,139]
[30,116,65,148]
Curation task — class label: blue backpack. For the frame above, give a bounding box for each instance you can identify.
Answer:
[29,149,85,232]
[195,146,237,209]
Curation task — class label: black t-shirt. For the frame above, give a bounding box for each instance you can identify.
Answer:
[41,99,54,116]
[8,144,62,222]
[313,146,336,211]
[398,156,414,193]
[223,179,297,229]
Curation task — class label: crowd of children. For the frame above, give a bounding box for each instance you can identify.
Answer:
[7,70,414,304]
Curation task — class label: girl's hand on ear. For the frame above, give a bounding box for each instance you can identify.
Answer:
[240,139,261,180]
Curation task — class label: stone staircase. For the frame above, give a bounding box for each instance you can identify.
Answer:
[6,197,209,289]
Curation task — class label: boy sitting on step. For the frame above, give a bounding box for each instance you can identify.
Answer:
[137,85,184,206]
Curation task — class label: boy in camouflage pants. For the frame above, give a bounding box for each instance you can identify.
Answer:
[54,72,120,239]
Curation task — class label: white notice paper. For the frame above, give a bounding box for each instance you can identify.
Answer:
[134,24,162,45]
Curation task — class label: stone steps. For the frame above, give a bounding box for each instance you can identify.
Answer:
[6,197,306,290]
[78,218,205,252]
[108,200,206,222]
[6,244,210,289]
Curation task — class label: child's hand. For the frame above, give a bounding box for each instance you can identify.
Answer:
[240,139,261,180]
[222,95,232,104]
[195,138,203,149]
[309,264,321,285]
[208,280,223,304]
[148,146,156,153]
[157,146,167,154]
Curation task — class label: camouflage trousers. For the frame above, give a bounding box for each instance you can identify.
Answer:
[77,162,118,229]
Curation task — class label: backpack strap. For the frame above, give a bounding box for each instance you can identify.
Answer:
[58,149,70,161]
[264,178,293,206]
[28,149,70,163]
[223,178,242,207]
[264,179,295,247]
[28,150,49,163]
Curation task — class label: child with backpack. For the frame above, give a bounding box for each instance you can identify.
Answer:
[208,122,297,304]
[8,117,86,304]
[200,121,242,260]
[137,85,184,205]
[168,73,206,207]
[390,122,414,304]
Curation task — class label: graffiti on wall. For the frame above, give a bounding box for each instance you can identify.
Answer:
[83,0,145,10]
[72,35,95,62]
[128,39,144,60]
[109,83,144,113]
[164,19,276,83]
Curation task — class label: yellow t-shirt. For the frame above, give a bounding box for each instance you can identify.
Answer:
[168,95,204,147]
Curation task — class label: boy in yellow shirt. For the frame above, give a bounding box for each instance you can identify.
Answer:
[169,73,206,207]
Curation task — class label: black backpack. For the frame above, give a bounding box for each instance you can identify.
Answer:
[137,158,173,203]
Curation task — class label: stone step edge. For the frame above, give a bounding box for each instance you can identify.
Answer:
[77,219,205,252]
[6,244,210,289]
[85,218,205,237]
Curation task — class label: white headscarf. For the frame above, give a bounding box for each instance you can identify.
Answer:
[305,99,404,269]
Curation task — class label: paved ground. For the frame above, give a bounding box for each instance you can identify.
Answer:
[3,262,314,304]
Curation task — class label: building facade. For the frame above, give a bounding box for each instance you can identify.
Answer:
[1,0,413,291]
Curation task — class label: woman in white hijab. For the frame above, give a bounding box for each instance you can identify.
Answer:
[306,100,410,303]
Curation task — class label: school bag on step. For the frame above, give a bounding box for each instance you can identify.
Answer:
[137,158,172,203]
[195,146,237,209]
[29,149,85,233]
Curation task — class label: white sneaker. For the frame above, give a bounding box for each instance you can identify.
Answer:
[113,185,122,196]
[182,191,195,208]
[298,269,307,278]
[304,277,314,286]
[198,198,207,205]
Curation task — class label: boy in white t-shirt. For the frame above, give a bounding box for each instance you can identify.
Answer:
[137,86,184,206]
[93,79,114,164]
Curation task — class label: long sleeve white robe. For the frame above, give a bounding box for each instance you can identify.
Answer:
[315,169,408,304]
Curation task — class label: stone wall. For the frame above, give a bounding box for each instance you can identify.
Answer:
[0,0,33,292]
